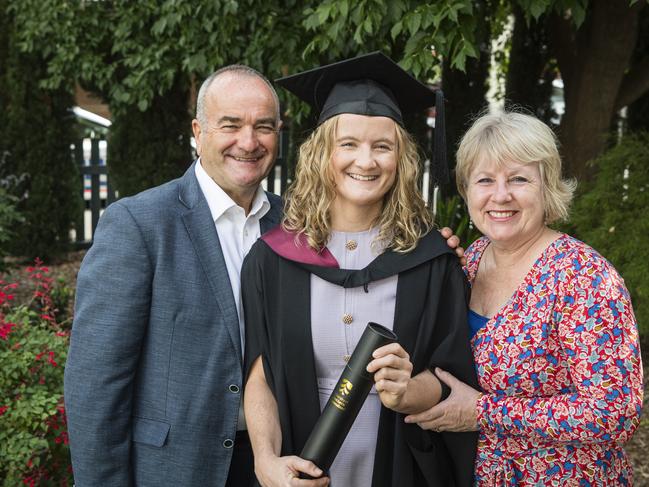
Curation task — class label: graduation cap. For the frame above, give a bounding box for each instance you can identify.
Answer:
[276,51,448,185]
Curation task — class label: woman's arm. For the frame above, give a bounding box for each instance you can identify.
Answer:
[367,344,442,414]
[244,357,329,487]
[473,258,643,444]
[409,254,643,445]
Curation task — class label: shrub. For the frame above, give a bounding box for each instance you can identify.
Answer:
[0,187,23,269]
[107,75,192,197]
[434,194,483,248]
[0,262,72,486]
[568,132,649,338]
[1,4,82,261]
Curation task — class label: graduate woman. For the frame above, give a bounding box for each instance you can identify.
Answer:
[242,53,477,487]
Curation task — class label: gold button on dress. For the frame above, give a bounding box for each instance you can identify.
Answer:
[345,240,358,251]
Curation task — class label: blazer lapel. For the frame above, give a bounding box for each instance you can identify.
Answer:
[260,192,282,234]
[178,163,242,359]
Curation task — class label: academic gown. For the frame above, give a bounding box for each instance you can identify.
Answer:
[242,227,478,487]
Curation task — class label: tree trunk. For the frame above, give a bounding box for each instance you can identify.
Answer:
[626,6,649,132]
[550,0,642,180]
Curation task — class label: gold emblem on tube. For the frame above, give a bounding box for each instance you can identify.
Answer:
[332,378,354,411]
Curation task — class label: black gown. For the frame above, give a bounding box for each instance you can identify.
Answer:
[242,228,478,487]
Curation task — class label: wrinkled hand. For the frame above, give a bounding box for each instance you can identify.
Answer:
[255,454,330,487]
[440,227,466,267]
[366,343,413,411]
[404,367,480,432]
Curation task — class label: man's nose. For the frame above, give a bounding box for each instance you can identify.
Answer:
[237,126,260,152]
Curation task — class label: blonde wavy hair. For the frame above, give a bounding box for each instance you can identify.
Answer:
[282,115,433,252]
[456,110,576,223]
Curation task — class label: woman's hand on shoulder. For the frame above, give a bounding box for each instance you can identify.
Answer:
[255,453,329,487]
[404,367,480,432]
[440,227,466,266]
[367,343,414,411]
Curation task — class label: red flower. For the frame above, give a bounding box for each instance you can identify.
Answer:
[0,405,8,416]
[0,322,17,340]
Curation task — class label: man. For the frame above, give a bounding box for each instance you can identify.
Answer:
[64,65,283,487]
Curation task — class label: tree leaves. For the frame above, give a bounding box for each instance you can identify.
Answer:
[9,0,596,116]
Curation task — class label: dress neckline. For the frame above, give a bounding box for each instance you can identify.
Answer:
[468,233,568,337]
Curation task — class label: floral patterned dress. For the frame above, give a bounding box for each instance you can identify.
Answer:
[465,234,643,486]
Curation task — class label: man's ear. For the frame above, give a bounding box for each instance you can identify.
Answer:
[191,119,202,156]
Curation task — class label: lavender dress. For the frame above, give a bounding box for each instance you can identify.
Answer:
[311,228,398,486]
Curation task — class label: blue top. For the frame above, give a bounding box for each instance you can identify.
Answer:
[468,309,489,339]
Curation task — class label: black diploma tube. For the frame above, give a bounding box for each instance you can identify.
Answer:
[300,322,398,475]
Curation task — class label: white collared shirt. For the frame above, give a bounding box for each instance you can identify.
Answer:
[195,160,270,431]
[195,159,270,352]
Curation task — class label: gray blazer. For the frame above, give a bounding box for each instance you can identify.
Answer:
[64,162,282,486]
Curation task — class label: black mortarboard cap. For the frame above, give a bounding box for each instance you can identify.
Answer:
[276,52,448,185]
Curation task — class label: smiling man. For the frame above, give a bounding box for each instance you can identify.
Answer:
[64,66,283,487]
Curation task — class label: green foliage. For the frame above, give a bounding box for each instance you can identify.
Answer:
[7,0,622,200]
[107,75,192,197]
[1,5,82,260]
[0,187,23,268]
[516,0,588,25]
[568,133,649,337]
[302,1,477,77]
[9,0,302,115]
[0,265,72,485]
[434,195,482,248]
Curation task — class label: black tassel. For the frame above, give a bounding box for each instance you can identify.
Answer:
[432,90,449,187]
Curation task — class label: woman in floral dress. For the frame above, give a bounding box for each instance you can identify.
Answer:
[405,111,643,485]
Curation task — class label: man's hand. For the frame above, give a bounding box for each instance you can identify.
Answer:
[255,454,330,487]
[404,367,480,432]
[367,343,413,411]
[440,227,466,266]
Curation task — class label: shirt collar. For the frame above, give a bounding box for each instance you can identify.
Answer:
[195,158,270,222]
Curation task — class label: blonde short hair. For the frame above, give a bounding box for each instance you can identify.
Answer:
[455,111,576,223]
[283,115,432,252]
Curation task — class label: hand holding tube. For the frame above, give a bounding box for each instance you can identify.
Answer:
[366,342,413,412]
[299,322,398,475]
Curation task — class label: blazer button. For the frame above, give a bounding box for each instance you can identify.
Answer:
[229,384,240,394]
[223,438,234,448]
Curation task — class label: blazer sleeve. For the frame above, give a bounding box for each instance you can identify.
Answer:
[64,202,152,487]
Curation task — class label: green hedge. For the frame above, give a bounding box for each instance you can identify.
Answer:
[1,3,81,261]
[568,133,649,337]
[107,75,193,197]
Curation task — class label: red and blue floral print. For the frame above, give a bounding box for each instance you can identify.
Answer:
[465,234,643,486]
